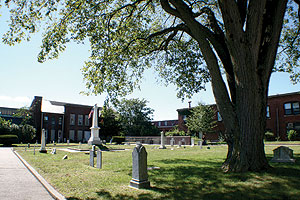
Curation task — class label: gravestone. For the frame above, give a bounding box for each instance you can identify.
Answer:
[88,104,102,145]
[62,155,68,160]
[96,150,102,169]
[270,146,295,163]
[33,145,36,155]
[178,140,182,148]
[67,140,70,145]
[191,138,195,147]
[130,143,150,189]
[198,141,203,149]
[28,143,30,148]
[181,138,186,146]
[51,148,57,154]
[40,129,47,153]
[159,132,166,149]
[90,150,95,167]
[170,138,175,147]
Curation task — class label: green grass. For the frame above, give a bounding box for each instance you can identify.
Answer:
[15,144,300,200]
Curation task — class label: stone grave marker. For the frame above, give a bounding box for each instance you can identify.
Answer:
[198,141,203,149]
[40,129,47,153]
[178,140,182,148]
[130,143,150,189]
[96,150,102,169]
[51,148,57,154]
[159,132,166,149]
[90,149,95,167]
[270,146,295,163]
[170,138,175,147]
[191,138,195,147]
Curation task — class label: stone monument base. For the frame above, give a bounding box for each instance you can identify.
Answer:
[39,149,47,153]
[88,139,102,146]
[129,179,150,189]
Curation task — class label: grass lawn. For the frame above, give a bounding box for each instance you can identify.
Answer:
[15,143,300,200]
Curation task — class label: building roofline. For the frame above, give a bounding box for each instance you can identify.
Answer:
[268,91,300,98]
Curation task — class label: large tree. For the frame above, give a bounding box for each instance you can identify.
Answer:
[2,0,300,172]
[116,98,159,136]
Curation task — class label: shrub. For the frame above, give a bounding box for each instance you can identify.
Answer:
[112,136,125,144]
[287,130,298,141]
[0,135,18,146]
[265,131,275,141]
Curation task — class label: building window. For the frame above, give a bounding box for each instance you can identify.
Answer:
[78,115,83,126]
[70,114,75,125]
[284,102,300,115]
[217,112,222,121]
[51,117,55,125]
[158,121,161,126]
[44,116,48,122]
[164,121,168,126]
[58,117,63,125]
[266,106,270,118]
[85,115,90,126]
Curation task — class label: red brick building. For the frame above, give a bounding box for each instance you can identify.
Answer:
[30,96,99,143]
[152,120,178,132]
[176,92,300,141]
[266,92,300,140]
[177,105,224,140]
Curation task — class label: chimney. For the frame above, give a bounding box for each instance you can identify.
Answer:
[188,101,192,109]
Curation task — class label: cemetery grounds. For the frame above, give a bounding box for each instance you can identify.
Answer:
[13,142,300,200]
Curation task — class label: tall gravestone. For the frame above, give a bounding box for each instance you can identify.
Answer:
[39,129,47,153]
[170,137,175,147]
[191,138,195,147]
[130,144,150,189]
[159,132,166,149]
[97,150,102,169]
[88,104,102,145]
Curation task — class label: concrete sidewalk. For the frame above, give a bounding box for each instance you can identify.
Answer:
[0,147,55,200]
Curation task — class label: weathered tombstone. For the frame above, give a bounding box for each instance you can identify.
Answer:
[67,140,70,145]
[90,150,95,167]
[270,146,295,163]
[51,148,57,154]
[27,143,30,148]
[198,141,203,149]
[62,155,68,160]
[96,150,102,169]
[170,138,175,147]
[130,144,150,189]
[40,129,47,153]
[159,132,166,149]
[181,138,186,146]
[25,147,27,151]
[178,140,182,148]
[191,138,195,147]
[33,145,36,155]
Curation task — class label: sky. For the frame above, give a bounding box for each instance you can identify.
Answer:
[0,6,299,121]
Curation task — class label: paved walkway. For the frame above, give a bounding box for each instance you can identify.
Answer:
[0,147,54,200]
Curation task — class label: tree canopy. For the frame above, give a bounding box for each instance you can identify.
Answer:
[2,0,300,172]
[186,103,217,136]
[116,98,159,136]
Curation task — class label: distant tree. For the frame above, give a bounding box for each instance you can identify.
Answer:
[99,102,122,140]
[165,125,186,136]
[186,104,217,137]
[116,98,159,136]
[13,107,33,125]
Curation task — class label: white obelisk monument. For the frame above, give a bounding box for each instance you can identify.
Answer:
[40,129,47,153]
[88,104,102,145]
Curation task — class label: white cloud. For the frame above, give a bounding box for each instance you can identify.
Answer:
[0,95,32,108]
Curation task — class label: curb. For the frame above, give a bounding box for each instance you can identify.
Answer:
[12,149,66,200]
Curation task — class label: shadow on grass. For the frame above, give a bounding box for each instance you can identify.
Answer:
[68,155,300,200]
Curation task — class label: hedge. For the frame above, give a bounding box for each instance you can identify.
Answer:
[0,135,18,146]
